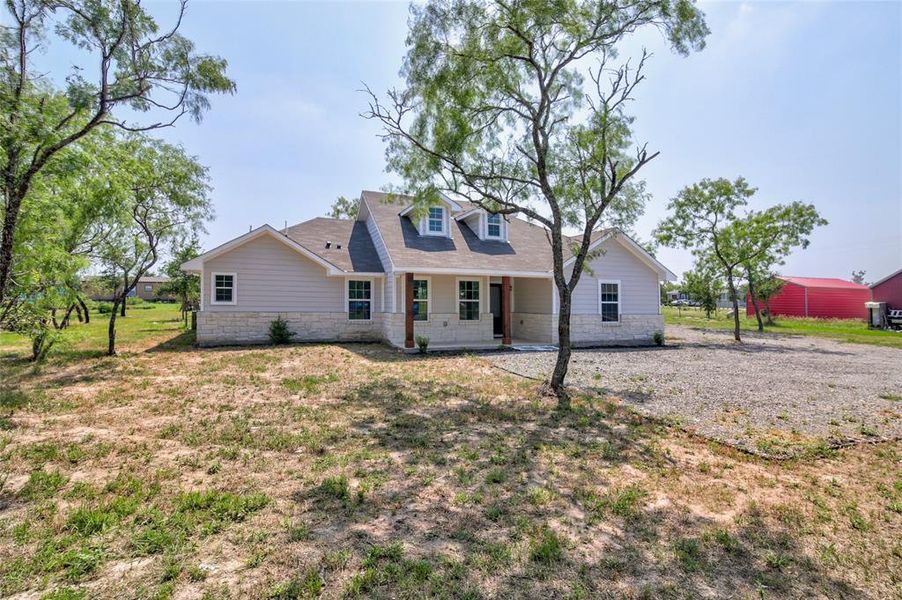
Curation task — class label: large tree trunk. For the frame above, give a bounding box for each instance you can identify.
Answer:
[549,285,572,410]
[726,274,742,342]
[747,277,764,332]
[108,298,120,355]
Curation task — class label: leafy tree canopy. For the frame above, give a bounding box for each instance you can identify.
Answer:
[0,0,235,304]
[327,196,358,219]
[656,177,826,341]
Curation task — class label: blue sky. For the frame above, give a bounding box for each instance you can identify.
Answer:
[43,1,902,282]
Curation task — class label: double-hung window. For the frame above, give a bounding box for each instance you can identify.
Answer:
[486,213,501,238]
[599,281,620,322]
[412,279,429,321]
[458,280,480,321]
[427,207,444,233]
[212,273,236,304]
[348,280,372,320]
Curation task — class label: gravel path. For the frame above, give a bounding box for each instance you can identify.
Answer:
[489,326,902,457]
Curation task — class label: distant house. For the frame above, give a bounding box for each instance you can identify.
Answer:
[747,276,870,320]
[134,276,173,301]
[84,275,173,302]
[717,291,745,309]
[181,190,675,349]
[666,289,743,309]
[870,268,902,309]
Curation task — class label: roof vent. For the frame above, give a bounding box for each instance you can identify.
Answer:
[325,241,331,249]
[336,244,342,250]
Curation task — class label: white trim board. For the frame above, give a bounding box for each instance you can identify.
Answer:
[394,267,552,278]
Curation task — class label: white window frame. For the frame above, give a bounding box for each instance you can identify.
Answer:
[412,276,431,321]
[456,277,482,321]
[346,278,373,321]
[424,206,446,236]
[485,213,502,239]
[143,284,153,292]
[210,272,237,305]
[598,279,621,323]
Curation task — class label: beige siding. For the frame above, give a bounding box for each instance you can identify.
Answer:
[513,277,552,313]
[203,235,385,313]
[570,238,660,315]
[365,214,393,274]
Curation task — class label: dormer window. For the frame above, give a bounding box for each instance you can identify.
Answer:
[428,207,444,233]
[486,213,502,238]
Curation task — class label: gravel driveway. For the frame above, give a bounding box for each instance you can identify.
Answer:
[489,326,902,457]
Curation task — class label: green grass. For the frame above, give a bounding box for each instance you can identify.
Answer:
[0,303,188,362]
[663,306,902,348]
[281,373,338,395]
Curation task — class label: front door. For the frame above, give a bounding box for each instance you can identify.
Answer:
[490,283,503,337]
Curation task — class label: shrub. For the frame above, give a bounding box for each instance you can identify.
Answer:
[96,302,113,314]
[415,334,429,354]
[269,316,296,345]
[653,331,665,346]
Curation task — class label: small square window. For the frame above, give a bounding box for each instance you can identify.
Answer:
[144,285,153,292]
[213,274,235,304]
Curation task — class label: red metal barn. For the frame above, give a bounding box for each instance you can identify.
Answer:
[747,276,870,320]
[870,268,902,310]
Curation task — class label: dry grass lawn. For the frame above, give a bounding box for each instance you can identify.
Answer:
[0,305,899,599]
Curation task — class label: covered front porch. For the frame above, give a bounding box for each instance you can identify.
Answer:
[382,272,556,350]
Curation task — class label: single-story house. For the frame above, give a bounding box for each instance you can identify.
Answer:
[181,191,675,349]
[132,276,173,301]
[746,276,870,320]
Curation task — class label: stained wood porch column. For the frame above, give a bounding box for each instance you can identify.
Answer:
[502,275,512,345]
[405,272,415,348]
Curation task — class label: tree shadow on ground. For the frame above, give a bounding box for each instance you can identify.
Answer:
[287,374,867,598]
[145,330,196,353]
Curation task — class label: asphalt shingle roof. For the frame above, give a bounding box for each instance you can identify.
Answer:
[279,191,618,274]
[284,217,385,273]
[361,190,558,273]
